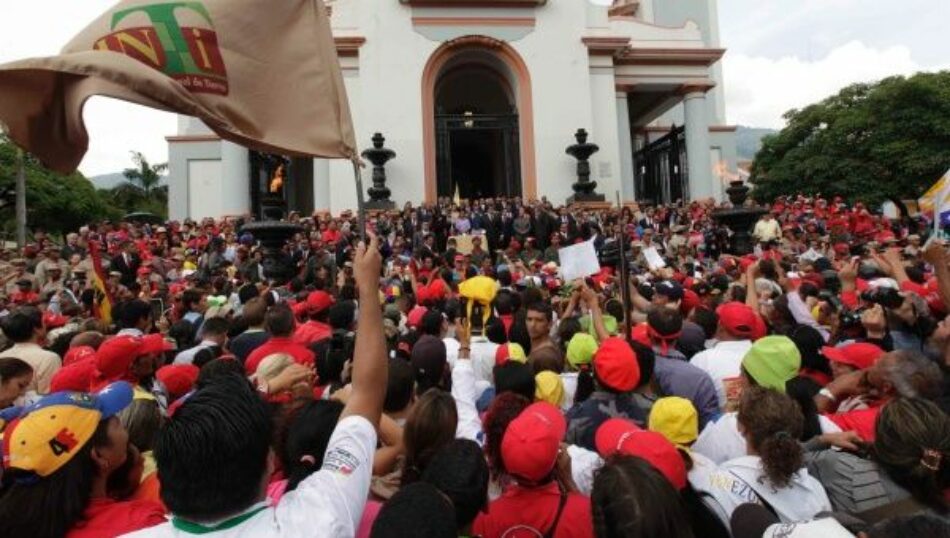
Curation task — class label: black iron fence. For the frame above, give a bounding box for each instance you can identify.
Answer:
[633,125,689,205]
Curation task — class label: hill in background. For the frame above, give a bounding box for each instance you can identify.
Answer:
[89,172,167,190]
[736,126,778,161]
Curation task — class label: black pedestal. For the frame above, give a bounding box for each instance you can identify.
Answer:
[568,192,606,203]
[365,199,396,210]
[712,207,768,255]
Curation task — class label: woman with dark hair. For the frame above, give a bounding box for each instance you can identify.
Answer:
[401,390,457,486]
[791,324,833,386]
[370,389,458,500]
[591,455,694,538]
[0,382,164,537]
[481,392,532,489]
[806,397,950,522]
[0,357,33,408]
[692,387,831,526]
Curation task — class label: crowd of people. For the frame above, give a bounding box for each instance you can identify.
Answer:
[0,193,948,538]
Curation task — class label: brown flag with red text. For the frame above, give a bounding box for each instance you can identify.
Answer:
[0,0,356,173]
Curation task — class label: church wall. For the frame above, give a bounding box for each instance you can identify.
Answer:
[508,0,596,204]
[167,140,221,221]
[326,0,435,211]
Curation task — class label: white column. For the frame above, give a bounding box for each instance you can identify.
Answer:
[587,57,622,199]
[219,141,250,216]
[616,92,635,202]
[683,90,714,201]
[313,158,330,212]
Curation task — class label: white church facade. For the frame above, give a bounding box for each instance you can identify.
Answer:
[166,0,737,220]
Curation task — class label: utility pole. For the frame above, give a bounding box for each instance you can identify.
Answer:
[15,148,26,248]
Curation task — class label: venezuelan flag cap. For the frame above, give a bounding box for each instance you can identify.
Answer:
[1,381,133,477]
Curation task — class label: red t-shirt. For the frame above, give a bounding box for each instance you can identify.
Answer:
[322,229,341,244]
[245,337,316,375]
[293,320,333,346]
[825,406,881,442]
[67,497,165,538]
[473,482,593,538]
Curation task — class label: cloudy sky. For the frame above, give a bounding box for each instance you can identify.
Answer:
[0,0,945,176]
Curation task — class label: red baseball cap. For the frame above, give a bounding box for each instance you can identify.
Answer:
[63,345,96,367]
[595,418,687,490]
[96,334,173,381]
[593,338,640,392]
[501,402,566,482]
[715,302,757,338]
[407,305,428,329]
[821,342,884,370]
[680,289,700,315]
[49,358,97,393]
[42,312,69,329]
[630,323,651,347]
[305,291,335,314]
[156,364,200,401]
[426,279,448,302]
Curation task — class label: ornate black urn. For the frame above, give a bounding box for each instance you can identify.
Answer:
[566,128,605,203]
[361,132,396,210]
[711,180,768,255]
[239,220,304,283]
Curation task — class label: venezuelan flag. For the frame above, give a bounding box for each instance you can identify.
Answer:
[88,241,113,325]
[918,169,950,217]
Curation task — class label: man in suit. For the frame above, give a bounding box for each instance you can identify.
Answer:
[557,207,579,242]
[482,210,502,254]
[111,240,141,288]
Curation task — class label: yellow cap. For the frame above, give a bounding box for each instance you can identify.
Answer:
[534,371,564,407]
[648,396,698,449]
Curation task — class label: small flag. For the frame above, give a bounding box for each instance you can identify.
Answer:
[88,241,113,325]
[0,0,356,174]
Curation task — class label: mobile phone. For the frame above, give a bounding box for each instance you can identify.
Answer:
[150,298,165,321]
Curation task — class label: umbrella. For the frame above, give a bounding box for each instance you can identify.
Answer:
[123,212,164,225]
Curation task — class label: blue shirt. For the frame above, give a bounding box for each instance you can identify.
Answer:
[565,391,648,451]
[653,357,720,429]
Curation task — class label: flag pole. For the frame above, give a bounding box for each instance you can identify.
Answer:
[352,160,366,242]
[616,191,633,344]
[15,148,26,248]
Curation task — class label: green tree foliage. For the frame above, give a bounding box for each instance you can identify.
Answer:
[112,151,168,217]
[750,71,950,205]
[0,135,120,236]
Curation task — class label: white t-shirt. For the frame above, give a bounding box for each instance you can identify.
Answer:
[470,337,500,383]
[694,412,842,465]
[689,340,752,411]
[560,372,578,412]
[444,337,460,369]
[566,444,602,496]
[691,455,832,526]
[122,416,377,538]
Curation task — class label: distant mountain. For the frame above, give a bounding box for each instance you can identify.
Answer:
[735,126,778,162]
[88,172,167,190]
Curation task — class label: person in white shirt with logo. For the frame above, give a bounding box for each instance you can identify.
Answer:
[690,302,757,412]
[691,387,831,526]
[123,233,388,538]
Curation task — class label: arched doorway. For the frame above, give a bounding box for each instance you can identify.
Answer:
[422,36,536,202]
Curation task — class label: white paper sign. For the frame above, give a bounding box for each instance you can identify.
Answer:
[558,240,600,282]
[799,248,822,262]
[642,247,666,270]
